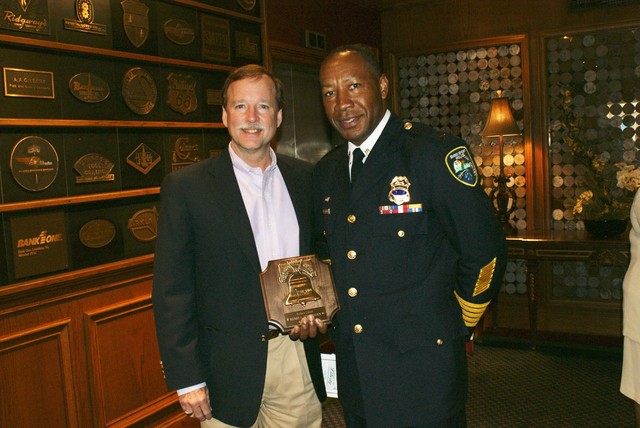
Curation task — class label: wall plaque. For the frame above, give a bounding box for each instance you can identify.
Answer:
[126,142,160,174]
[79,218,116,248]
[63,0,107,35]
[167,72,197,115]
[3,68,55,99]
[74,153,115,183]
[128,206,158,242]
[10,136,59,191]
[122,67,156,115]
[10,210,69,279]
[201,14,230,63]
[121,0,149,47]
[163,18,194,45]
[171,135,201,171]
[0,0,50,34]
[69,72,110,103]
[235,31,260,60]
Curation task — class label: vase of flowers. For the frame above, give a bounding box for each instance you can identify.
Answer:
[551,89,640,237]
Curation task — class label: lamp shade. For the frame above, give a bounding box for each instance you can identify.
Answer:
[481,97,521,137]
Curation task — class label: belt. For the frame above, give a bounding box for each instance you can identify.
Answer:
[261,329,283,342]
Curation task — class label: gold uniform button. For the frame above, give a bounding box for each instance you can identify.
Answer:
[436,339,444,346]
[347,214,356,223]
[348,287,358,297]
[347,250,357,260]
[403,121,413,130]
[354,324,363,334]
[397,230,405,237]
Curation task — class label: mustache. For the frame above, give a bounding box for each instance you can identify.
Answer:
[239,124,265,131]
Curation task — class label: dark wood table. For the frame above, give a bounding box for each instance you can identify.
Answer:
[506,230,630,349]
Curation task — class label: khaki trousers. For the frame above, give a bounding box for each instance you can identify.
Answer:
[202,335,321,428]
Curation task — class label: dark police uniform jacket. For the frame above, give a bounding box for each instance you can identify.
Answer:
[153,150,326,427]
[313,114,507,427]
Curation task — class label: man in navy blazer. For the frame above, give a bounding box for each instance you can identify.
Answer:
[311,44,507,427]
[153,64,326,427]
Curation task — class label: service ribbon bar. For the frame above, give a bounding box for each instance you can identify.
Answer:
[378,203,423,215]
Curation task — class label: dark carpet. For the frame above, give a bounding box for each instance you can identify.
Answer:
[322,339,635,427]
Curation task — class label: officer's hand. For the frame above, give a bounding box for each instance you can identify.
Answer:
[289,315,327,341]
[179,387,212,421]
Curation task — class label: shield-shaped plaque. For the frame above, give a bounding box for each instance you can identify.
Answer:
[260,255,340,333]
[167,73,197,115]
[121,0,149,48]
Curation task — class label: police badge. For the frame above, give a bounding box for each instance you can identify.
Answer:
[388,176,411,205]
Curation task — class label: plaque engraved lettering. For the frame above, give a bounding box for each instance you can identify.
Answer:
[74,153,115,183]
[0,0,50,34]
[171,135,200,171]
[68,73,110,103]
[163,18,195,45]
[122,67,157,115]
[79,219,116,248]
[128,206,158,242]
[63,0,107,35]
[200,14,230,63]
[10,211,68,279]
[121,0,149,48]
[126,142,160,174]
[167,72,197,115]
[10,136,59,191]
[235,31,260,60]
[3,67,54,99]
[260,255,340,332]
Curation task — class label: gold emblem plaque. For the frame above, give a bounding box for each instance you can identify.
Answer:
[122,67,157,115]
[260,255,340,333]
[10,136,59,191]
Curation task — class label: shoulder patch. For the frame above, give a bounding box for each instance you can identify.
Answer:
[445,146,478,187]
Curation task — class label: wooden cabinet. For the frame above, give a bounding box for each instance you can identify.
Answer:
[0,1,264,426]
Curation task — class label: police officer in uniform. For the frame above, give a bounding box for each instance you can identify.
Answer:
[311,44,507,427]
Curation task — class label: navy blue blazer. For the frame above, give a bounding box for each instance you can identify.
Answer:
[153,149,326,426]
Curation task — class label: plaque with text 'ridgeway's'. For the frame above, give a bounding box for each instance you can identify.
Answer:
[260,255,339,332]
[0,0,50,34]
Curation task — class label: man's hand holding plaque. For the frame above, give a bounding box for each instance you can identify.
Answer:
[259,255,339,337]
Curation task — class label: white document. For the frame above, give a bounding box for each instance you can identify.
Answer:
[321,353,338,398]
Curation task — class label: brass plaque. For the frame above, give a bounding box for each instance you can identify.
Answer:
[3,68,55,99]
[10,136,59,192]
[79,219,116,248]
[121,0,149,48]
[163,18,194,45]
[63,0,107,35]
[200,14,230,63]
[260,255,340,332]
[128,206,158,242]
[235,31,260,60]
[237,0,257,11]
[0,0,50,34]
[122,67,157,115]
[171,135,200,171]
[206,88,222,106]
[10,210,68,279]
[126,142,160,174]
[69,73,110,103]
[167,72,197,115]
[74,153,115,183]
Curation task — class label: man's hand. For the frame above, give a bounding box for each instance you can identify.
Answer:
[289,315,327,340]
[179,386,212,421]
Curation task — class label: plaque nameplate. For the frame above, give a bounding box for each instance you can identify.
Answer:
[74,153,115,183]
[235,31,260,60]
[121,0,149,48]
[237,0,257,11]
[79,218,116,248]
[167,72,197,115]
[63,0,107,35]
[200,14,230,63]
[128,206,158,242]
[69,72,110,103]
[126,142,160,174]
[0,0,50,34]
[3,68,55,99]
[10,210,69,279]
[163,18,194,45]
[122,67,157,115]
[260,255,340,332]
[10,136,59,191]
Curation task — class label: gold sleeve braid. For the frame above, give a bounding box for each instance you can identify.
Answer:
[455,258,497,327]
